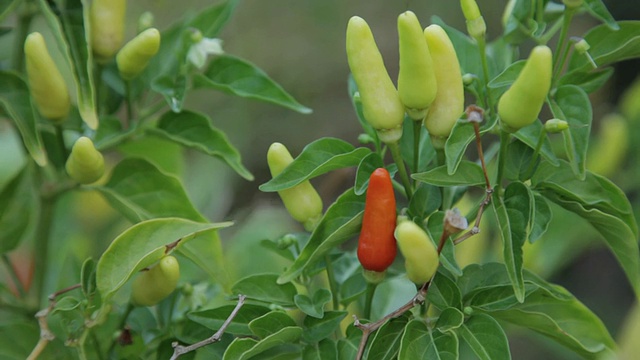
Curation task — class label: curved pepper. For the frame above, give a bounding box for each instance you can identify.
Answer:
[116,28,161,80]
[358,168,397,273]
[397,11,437,120]
[395,220,439,284]
[131,255,180,307]
[90,0,127,62]
[497,45,552,133]
[423,25,465,149]
[65,137,105,184]
[24,32,70,122]
[346,16,405,144]
[267,142,323,231]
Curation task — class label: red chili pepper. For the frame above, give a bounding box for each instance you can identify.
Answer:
[357,168,397,272]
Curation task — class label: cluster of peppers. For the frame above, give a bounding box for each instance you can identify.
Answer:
[24,0,177,307]
[268,0,558,288]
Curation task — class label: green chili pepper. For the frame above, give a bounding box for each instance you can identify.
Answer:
[395,219,439,285]
[90,0,127,62]
[24,32,70,123]
[116,28,161,81]
[65,137,105,184]
[131,255,180,307]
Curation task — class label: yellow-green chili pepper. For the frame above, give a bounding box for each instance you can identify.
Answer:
[131,255,180,307]
[90,0,127,62]
[116,28,161,81]
[460,0,486,40]
[24,32,70,123]
[423,25,465,149]
[395,220,439,285]
[65,137,105,184]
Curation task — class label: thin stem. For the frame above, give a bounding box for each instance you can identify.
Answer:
[496,130,510,192]
[538,17,564,45]
[473,122,491,189]
[536,0,544,24]
[12,2,35,72]
[523,127,547,178]
[171,295,246,360]
[552,11,575,84]
[32,197,55,307]
[387,141,412,199]
[364,282,377,320]
[90,331,105,360]
[55,125,68,161]
[477,37,494,113]
[412,120,422,175]
[324,255,340,311]
[94,63,107,117]
[107,303,134,356]
[2,254,27,298]
[124,80,134,129]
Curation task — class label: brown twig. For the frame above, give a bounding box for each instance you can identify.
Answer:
[170,295,247,360]
[27,283,82,360]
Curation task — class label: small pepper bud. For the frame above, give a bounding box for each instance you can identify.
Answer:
[24,32,71,123]
[267,143,323,231]
[563,0,584,10]
[90,0,126,62]
[460,0,486,40]
[65,137,105,184]
[131,255,180,307]
[462,73,476,86]
[574,38,590,54]
[346,16,405,144]
[116,28,161,81]
[397,11,437,121]
[395,220,439,285]
[423,25,465,149]
[498,45,552,133]
[544,119,569,133]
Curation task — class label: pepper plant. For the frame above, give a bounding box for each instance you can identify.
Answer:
[0,0,639,359]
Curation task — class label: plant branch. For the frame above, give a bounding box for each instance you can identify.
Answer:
[170,295,246,360]
[387,140,413,199]
[27,284,82,360]
[413,120,422,176]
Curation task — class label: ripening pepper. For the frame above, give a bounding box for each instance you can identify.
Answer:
[90,0,126,62]
[395,220,439,284]
[346,16,405,144]
[358,168,397,274]
[397,11,437,120]
[423,25,464,149]
[24,32,70,123]
[65,137,105,184]
[116,28,161,80]
[131,255,180,307]
[267,142,323,231]
[498,45,552,133]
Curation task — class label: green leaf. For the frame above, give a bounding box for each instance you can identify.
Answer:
[303,311,348,343]
[0,72,47,166]
[559,67,614,94]
[408,183,442,221]
[150,110,253,180]
[491,288,616,358]
[367,315,409,360]
[504,140,534,181]
[294,288,331,318]
[96,158,206,223]
[399,116,436,173]
[303,339,337,360]
[436,307,465,333]
[354,152,385,196]
[502,0,535,44]
[93,115,132,150]
[568,21,640,72]
[427,272,462,310]
[457,313,511,360]
[188,304,271,336]
[260,138,370,192]
[444,116,497,175]
[529,193,552,243]
[278,189,365,284]
[80,257,97,299]
[249,311,296,339]
[260,239,295,262]
[512,121,559,166]
[178,231,231,293]
[413,161,485,187]
[492,196,525,303]
[0,165,37,253]
[0,0,19,22]
[532,161,638,237]
[504,181,534,242]
[347,74,378,146]
[543,195,640,299]
[488,60,525,104]
[550,85,592,179]
[193,54,311,114]
[222,326,302,360]
[96,218,231,300]
[338,325,363,360]
[150,73,188,113]
[426,211,462,277]
[231,274,297,306]
[399,321,458,360]
[38,0,97,129]
[583,0,619,30]
[339,271,367,306]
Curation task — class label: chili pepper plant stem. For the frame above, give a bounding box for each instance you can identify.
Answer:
[552,11,575,84]
[12,2,35,72]
[364,282,378,321]
[2,253,27,298]
[55,125,68,160]
[473,122,491,189]
[524,127,547,178]
[124,80,134,129]
[107,303,134,356]
[413,120,422,175]
[387,140,413,199]
[477,37,494,113]
[324,255,340,310]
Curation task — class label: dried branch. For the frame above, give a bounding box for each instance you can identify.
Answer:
[170,295,247,360]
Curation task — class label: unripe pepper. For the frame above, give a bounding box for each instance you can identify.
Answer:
[267,142,323,231]
[24,32,70,122]
[460,0,486,40]
[397,11,437,121]
[131,255,180,307]
[498,45,552,133]
[423,25,465,149]
[357,168,397,273]
[65,137,105,184]
[346,16,405,144]
[116,28,161,81]
[395,220,439,284]
[90,0,126,62]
